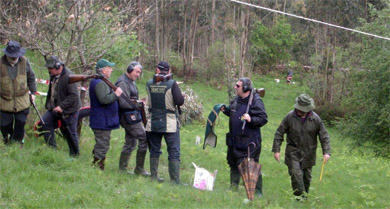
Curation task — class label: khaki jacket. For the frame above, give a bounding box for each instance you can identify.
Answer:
[272,110,331,168]
[0,56,32,112]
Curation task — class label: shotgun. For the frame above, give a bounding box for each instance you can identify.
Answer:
[256,88,265,98]
[153,73,173,83]
[152,73,183,115]
[241,88,265,130]
[29,93,45,125]
[69,74,147,126]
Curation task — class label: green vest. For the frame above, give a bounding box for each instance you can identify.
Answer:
[0,57,30,112]
[146,79,177,133]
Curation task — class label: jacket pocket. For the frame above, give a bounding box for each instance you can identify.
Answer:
[124,110,142,125]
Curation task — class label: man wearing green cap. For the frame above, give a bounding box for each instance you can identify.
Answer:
[42,55,81,156]
[272,93,331,199]
[90,59,123,170]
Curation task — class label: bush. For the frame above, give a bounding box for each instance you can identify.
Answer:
[314,102,345,126]
[178,86,204,126]
[339,6,390,158]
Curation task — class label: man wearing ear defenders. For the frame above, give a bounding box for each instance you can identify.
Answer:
[220,77,268,197]
[115,61,150,176]
[42,55,81,157]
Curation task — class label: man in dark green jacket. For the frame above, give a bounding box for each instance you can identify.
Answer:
[272,94,331,198]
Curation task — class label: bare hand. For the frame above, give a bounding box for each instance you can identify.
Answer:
[274,152,280,163]
[323,154,330,164]
[30,94,35,103]
[242,113,251,122]
[114,87,123,97]
[220,105,225,112]
[53,106,63,114]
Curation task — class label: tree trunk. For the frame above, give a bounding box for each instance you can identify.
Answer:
[211,0,216,43]
[137,0,144,64]
[155,0,160,63]
[239,5,250,77]
[181,0,187,79]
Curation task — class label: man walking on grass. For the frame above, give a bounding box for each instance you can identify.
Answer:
[272,94,331,199]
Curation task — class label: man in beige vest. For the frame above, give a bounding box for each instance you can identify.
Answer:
[0,40,36,146]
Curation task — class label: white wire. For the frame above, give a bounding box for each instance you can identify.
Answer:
[230,0,390,41]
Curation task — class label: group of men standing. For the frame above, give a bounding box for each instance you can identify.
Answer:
[89,58,184,184]
[0,40,185,184]
[1,40,331,197]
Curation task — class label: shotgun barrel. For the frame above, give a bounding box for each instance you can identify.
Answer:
[68,74,98,84]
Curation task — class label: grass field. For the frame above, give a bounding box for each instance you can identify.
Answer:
[0,67,389,208]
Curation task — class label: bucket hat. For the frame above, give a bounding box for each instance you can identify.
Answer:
[294,94,315,112]
[2,40,26,58]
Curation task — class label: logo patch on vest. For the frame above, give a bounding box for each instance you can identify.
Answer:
[150,85,166,93]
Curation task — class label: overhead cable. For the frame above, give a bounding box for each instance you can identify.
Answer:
[230,0,390,41]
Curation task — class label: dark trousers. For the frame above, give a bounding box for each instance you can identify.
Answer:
[288,161,312,196]
[120,119,148,156]
[227,145,262,192]
[0,109,29,143]
[42,110,80,156]
[147,130,180,161]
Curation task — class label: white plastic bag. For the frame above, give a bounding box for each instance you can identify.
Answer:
[192,162,217,191]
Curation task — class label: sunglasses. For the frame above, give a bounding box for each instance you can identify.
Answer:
[235,84,241,88]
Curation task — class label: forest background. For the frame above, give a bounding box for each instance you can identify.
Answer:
[0,0,389,208]
[1,0,388,156]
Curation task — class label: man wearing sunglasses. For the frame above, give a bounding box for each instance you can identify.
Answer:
[221,77,268,197]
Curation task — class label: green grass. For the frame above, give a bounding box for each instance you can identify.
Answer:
[1,70,389,208]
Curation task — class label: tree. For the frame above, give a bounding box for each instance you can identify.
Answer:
[0,0,150,105]
[250,17,295,73]
[341,3,390,157]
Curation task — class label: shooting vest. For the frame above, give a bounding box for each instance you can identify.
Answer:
[146,78,177,133]
[0,56,30,112]
[89,79,120,130]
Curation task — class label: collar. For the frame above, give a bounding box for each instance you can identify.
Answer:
[1,55,22,66]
